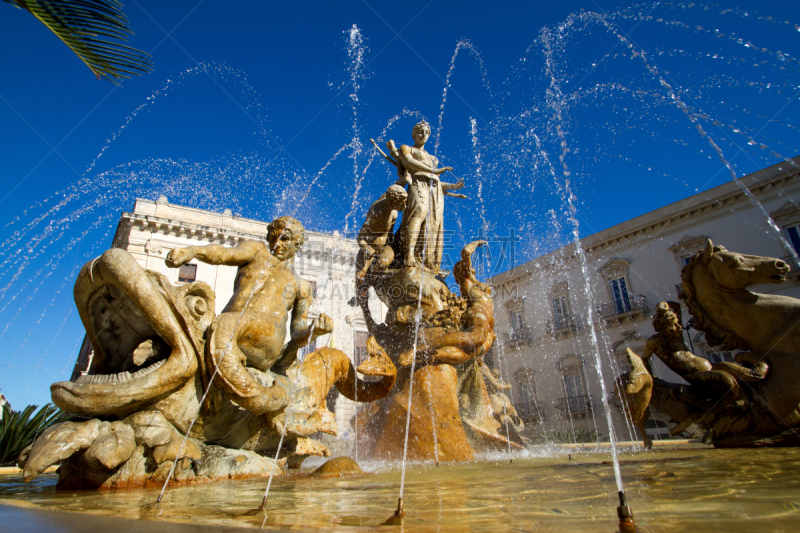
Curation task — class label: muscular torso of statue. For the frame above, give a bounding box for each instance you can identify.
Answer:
[221,243,312,372]
[644,334,713,377]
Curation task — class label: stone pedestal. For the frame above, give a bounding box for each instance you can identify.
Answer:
[372,364,474,462]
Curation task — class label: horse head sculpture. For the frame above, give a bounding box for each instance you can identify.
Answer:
[701,239,789,290]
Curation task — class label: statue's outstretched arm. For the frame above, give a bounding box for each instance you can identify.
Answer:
[441,178,465,191]
[166,240,260,268]
[444,191,468,199]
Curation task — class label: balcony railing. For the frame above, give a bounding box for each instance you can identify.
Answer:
[596,294,650,321]
[503,325,532,348]
[516,400,547,422]
[555,395,594,419]
[546,313,585,337]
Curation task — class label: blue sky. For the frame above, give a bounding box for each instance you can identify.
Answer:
[1,0,799,408]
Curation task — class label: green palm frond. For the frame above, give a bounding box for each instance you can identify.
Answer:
[5,0,153,84]
[0,403,64,466]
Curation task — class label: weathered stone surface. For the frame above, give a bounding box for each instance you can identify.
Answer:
[373,364,474,462]
[85,421,136,469]
[195,446,280,480]
[628,240,800,446]
[23,227,396,490]
[23,420,101,481]
[311,456,365,478]
[355,237,523,461]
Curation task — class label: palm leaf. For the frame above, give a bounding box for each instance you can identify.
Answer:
[0,403,64,466]
[4,0,153,84]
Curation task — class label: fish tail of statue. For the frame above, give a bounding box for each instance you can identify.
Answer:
[308,338,397,404]
[205,316,288,416]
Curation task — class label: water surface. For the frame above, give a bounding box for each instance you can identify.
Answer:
[2,444,799,532]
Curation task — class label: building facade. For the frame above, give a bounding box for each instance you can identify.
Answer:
[490,159,800,444]
[71,197,387,444]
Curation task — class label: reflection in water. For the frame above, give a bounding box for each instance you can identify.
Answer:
[2,445,800,532]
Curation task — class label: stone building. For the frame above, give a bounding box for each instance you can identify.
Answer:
[71,197,386,444]
[489,158,800,444]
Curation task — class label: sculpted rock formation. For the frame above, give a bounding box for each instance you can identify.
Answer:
[620,240,800,447]
[21,216,396,489]
[353,129,526,460]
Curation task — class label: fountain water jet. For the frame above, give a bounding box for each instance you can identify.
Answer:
[4,5,800,530]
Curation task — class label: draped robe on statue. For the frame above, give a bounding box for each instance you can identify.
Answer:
[397,146,445,275]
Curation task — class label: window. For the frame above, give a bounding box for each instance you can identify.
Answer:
[598,259,636,318]
[509,310,524,333]
[564,373,585,398]
[556,354,592,418]
[786,224,800,255]
[178,264,197,283]
[354,331,369,364]
[309,280,317,299]
[670,236,710,271]
[608,276,631,315]
[552,295,569,329]
[519,381,537,405]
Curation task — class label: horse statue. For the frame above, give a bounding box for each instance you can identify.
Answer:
[630,239,800,446]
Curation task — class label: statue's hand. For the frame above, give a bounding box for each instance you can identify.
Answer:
[166,247,194,268]
[453,178,465,189]
[436,166,454,174]
[311,314,333,338]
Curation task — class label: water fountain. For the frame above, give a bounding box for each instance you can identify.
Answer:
[3,3,800,531]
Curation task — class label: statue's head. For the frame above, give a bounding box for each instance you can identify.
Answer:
[267,216,305,261]
[385,184,408,211]
[412,120,431,144]
[653,301,682,338]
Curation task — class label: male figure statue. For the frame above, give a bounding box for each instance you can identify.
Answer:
[166,216,332,420]
[355,184,408,283]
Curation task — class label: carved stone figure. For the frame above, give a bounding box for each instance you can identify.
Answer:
[623,240,800,446]
[349,124,526,460]
[398,241,495,367]
[21,219,397,489]
[481,365,524,433]
[355,184,407,284]
[165,216,333,426]
[352,235,524,461]
[615,348,654,449]
[393,120,465,275]
[641,301,742,399]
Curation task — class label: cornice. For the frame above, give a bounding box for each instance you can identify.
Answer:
[769,200,800,226]
[582,171,799,256]
[121,212,358,264]
[491,164,800,287]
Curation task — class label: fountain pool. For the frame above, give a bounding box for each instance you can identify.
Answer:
[4,3,800,532]
[3,442,800,532]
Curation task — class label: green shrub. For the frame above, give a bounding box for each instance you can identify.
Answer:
[0,403,63,466]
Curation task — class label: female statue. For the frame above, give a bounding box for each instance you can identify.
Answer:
[394,120,465,275]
